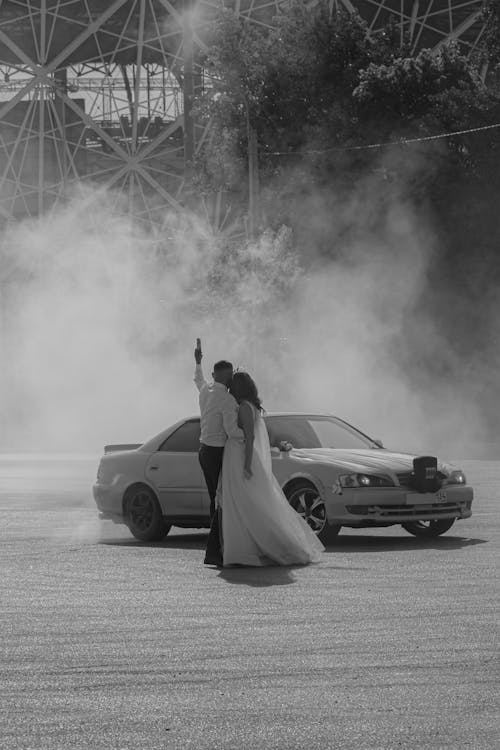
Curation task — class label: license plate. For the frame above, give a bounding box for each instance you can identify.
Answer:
[406,490,447,505]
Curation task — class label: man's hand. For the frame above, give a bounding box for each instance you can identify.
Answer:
[194,337,202,364]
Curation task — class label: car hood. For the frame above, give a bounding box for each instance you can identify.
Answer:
[289,448,422,474]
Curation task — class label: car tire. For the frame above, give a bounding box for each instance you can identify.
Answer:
[402,518,455,538]
[285,480,341,544]
[124,485,171,542]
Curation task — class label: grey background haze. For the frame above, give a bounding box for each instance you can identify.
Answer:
[0,168,492,458]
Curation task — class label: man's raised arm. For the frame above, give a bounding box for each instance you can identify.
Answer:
[193,340,207,392]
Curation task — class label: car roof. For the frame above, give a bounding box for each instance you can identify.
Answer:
[183,412,334,420]
[265,412,334,418]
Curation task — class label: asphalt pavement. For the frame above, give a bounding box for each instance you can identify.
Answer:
[0,456,498,750]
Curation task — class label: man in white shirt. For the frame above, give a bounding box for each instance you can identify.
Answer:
[194,343,243,566]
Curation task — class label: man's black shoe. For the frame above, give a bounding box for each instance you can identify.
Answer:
[204,556,223,567]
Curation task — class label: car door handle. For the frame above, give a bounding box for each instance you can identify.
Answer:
[149,466,159,470]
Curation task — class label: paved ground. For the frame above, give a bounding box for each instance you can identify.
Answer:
[0,456,498,750]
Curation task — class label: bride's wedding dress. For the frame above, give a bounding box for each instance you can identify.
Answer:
[219,403,325,567]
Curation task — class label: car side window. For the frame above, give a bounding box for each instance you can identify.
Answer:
[159,420,201,452]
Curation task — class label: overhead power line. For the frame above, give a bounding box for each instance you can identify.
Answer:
[261,121,500,156]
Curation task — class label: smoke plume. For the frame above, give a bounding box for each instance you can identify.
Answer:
[0,161,494,459]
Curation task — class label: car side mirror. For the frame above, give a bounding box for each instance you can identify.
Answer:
[374,439,384,449]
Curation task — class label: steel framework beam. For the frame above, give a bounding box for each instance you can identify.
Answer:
[0,0,490,225]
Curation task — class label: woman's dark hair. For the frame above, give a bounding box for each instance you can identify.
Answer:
[229,371,263,411]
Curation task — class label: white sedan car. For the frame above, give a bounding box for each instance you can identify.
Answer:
[92,412,473,543]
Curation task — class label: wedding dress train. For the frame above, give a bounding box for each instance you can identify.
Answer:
[219,404,325,567]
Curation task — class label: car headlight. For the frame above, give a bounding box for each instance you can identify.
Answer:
[338,473,395,488]
[447,470,466,485]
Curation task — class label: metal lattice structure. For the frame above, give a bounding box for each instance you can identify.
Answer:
[0,1,489,224]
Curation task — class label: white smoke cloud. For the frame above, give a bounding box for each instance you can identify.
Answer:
[270,163,485,456]
[0,165,487,459]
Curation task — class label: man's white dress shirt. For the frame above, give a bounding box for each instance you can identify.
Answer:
[194,364,243,446]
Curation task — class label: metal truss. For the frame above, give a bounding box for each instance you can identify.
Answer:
[0,0,490,226]
[0,0,198,224]
[0,0,290,226]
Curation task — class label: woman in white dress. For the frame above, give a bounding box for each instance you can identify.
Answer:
[218,372,324,567]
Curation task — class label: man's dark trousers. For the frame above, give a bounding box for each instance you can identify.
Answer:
[199,444,224,565]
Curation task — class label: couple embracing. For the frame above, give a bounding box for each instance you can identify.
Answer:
[194,341,324,568]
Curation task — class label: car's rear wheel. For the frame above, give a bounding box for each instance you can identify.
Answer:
[124,485,171,542]
[402,518,455,538]
[285,481,340,544]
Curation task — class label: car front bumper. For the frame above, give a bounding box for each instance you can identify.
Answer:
[325,484,473,526]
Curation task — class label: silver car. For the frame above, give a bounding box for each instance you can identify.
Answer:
[92,412,473,543]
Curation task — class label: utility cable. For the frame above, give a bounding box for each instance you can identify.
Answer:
[260,121,500,156]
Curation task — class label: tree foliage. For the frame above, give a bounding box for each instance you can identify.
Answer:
[482,0,500,65]
[192,0,500,271]
[194,1,500,197]
[194,3,394,189]
[354,44,490,128]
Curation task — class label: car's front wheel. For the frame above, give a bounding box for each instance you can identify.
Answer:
[402,518,455,538]
[124,485,171,542]
[285,480,340,544]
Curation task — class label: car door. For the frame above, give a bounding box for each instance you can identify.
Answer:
[145,419,204,516]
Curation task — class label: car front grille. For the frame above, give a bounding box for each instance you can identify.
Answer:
[396,472,413,487]
[346,502,470,518]
[396,471,448,488]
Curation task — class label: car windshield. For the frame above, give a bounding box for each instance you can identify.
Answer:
[264,415,378,450]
